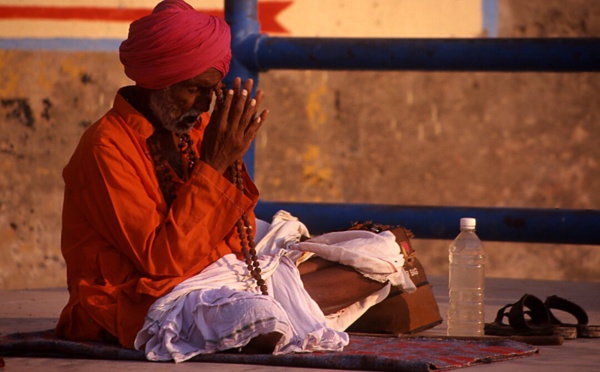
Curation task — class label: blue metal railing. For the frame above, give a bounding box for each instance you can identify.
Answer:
[224,0,600,245]
[243,37,600,73]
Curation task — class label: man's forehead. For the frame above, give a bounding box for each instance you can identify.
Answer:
[183,68,223,86]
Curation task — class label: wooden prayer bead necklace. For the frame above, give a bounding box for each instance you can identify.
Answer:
[231,160,269,296]
[149,135,267,295]
[177,133,197,173]
[148,132,196,207]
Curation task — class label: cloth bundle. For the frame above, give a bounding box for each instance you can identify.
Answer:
[135,211,415,362]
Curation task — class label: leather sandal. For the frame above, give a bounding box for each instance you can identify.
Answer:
[545,295,600,338]
[484,294,556,337]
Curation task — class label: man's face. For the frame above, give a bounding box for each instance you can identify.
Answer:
[148,67,223,134]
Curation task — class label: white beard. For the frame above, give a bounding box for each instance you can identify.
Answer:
[148,87,200,134]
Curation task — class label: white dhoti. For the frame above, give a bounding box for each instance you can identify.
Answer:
[134,210,415,362]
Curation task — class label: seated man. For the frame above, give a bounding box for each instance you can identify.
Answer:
[56,0,413,360]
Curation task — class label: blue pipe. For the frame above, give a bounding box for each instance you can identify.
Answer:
[224,0,260,85]
[244,36,600,72]
[256,201,600,245]
[226,0,600,245]
[224,0,260,176]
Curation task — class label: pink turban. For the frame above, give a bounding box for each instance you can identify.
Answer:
[119,0,231,90]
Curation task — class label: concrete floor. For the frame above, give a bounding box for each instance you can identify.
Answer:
[1,276,599,371]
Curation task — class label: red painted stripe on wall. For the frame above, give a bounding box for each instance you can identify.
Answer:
[0,1,291,33]
[0,6,152,22]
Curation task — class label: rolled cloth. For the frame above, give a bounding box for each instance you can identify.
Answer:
[119,0,231,90]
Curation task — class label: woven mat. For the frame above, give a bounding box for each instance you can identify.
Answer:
[0,330,538,371]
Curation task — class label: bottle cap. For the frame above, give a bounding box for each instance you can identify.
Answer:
[460,217,476,230]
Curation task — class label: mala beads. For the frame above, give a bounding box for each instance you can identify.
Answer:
[231,160,268,296]
[149,133,267,295]
[177,133,197,175]
[149,132,196,207]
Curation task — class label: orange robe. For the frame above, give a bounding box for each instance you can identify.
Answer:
[56,88,259,348]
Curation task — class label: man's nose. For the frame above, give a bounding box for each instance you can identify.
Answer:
[194,93,212,110]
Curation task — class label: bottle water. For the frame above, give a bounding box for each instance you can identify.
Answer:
[447,217,485,336]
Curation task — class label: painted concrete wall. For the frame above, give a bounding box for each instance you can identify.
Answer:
[1,0,599,289]
[0,0,483,40]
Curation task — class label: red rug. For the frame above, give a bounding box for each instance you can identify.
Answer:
[0,330,538,371]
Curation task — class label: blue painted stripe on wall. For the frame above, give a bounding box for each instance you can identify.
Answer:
[0,38,122,51]
[482,0,498,37]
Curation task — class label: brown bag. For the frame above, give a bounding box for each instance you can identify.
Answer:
[345,222,443,335]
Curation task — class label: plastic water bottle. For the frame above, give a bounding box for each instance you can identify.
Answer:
[447,217,485,336]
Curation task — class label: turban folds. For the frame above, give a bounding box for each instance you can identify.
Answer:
[119,0,231,90]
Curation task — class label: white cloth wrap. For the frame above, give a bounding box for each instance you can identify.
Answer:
[291,229,416,288]
[135,210,415,362]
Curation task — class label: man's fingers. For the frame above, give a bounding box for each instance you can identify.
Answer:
[215,84,226,105]
[258,109,269,127]
[251,90,264,116]
[217,89,234,130]
[230,77,242,104]
[221,77,266,141]
[228,88,248,131]
[240,79,255,114]
[241,86,266,138]
[253,89,264,104]
[244,109,268,138]
[240,97,257,129]
[243,78,254,95]
[239,86,263,128]
[232,77,242,91]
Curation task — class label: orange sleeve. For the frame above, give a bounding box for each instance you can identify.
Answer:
[59,98,261,348]
[72,129,257,283]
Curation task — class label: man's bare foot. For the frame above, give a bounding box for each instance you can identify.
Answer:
[239,332,283,354]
